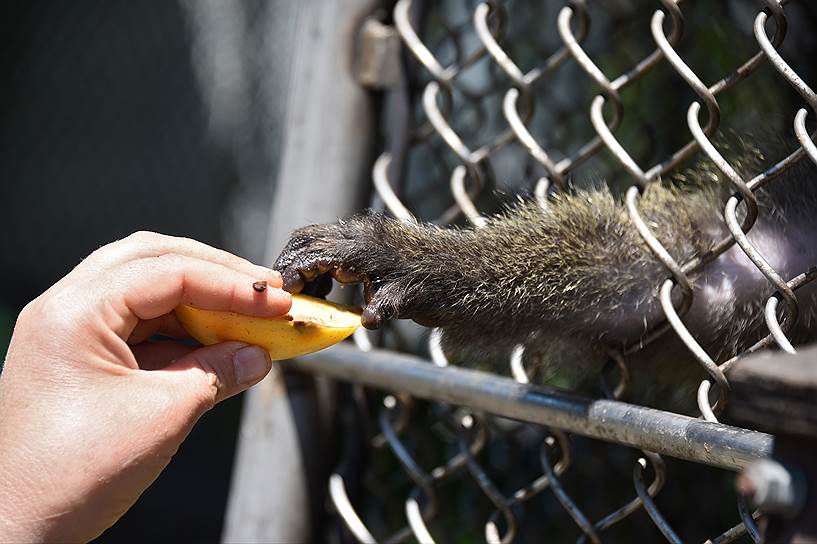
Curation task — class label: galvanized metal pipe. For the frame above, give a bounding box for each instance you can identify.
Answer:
[294,343,773,471]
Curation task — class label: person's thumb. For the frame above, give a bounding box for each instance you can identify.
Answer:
[159,341,272,416]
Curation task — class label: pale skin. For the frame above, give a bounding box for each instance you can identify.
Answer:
[0,231,292,542]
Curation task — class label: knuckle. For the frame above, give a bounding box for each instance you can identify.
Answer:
[91,231,167,263]
[333,265,361,283]
[83,239,128,265]
[193,373,219,412]
[125,230,163,246]
[185,355,221,411]
[288,229,315,245]
[296,223,328,236]
[272,253,289,269]
[118,253,189,284]
[149,252,187,269]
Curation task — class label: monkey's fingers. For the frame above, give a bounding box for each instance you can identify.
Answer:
[278,262,370,294]
[361,283,403,329]
[280,267,306,293]
[275,243,367,294]
[301,275,334,299]
[363,281,451,329]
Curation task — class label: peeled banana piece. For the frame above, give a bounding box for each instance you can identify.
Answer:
[175,294,362,360]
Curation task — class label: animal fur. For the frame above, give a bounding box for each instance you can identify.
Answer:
[274,143,817,411]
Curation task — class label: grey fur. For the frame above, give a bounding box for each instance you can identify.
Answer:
[273,151,817,411]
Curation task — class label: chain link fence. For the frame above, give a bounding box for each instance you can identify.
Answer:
[308,1,817,542]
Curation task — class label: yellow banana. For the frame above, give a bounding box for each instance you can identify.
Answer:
[175,294,362,360]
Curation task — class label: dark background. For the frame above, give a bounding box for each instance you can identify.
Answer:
[0,1,249,540]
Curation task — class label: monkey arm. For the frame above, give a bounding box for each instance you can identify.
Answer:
[273,185,722,358]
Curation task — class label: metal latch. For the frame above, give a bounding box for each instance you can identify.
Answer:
[356,17,402,89]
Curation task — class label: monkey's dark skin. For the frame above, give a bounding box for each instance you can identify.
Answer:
[274,152,817,411]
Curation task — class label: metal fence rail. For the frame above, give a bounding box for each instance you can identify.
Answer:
[294,344,773,471]
[315,1,817,542]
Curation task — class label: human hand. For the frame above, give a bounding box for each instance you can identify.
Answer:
[0,231,291,542]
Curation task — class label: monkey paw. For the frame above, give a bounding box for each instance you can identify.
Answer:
[273,215,440,330]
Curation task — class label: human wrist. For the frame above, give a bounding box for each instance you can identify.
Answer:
[0,457,51,542]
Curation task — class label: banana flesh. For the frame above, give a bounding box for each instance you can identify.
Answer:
[175,294,362,360]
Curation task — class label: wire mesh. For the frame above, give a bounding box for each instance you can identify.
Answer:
[324,1,817,542]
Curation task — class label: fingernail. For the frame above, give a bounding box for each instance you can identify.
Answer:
[266,269,283,288]
[234,345,271,384]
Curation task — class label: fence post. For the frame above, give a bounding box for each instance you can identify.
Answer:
[222,0,377,541]
[730,345,817,543]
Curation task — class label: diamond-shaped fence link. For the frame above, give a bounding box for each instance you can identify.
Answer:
[314,0,817,542]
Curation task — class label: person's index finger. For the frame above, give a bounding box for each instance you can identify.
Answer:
[107,254,292,340]
[75,231,283,288]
